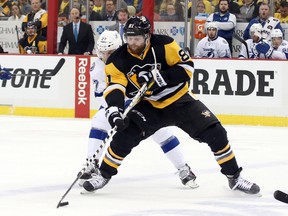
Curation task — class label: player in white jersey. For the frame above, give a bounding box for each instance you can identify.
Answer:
[79,30,198,188]
[239,23,273,59]
[194,22,231,58]
[243,3,283,41]
[269,29,288,60]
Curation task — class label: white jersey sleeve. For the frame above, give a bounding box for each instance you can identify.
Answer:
[239,39,262,59]
[90,57,106,97]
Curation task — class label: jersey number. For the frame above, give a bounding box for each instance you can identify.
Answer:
[179,49,190,61]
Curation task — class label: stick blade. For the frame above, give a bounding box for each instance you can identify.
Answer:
[57,201,69,208]
[274,190,288,204]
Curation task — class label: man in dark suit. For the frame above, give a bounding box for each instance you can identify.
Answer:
[58,7,95,55]
[108,8,129,44]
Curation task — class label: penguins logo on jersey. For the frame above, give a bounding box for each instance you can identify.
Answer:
[127,63,161,96]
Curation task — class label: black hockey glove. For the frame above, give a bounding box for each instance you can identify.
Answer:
[105,106,128,131]
[137,71,153,86]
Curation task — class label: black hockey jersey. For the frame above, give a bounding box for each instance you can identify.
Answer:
[104,34,194,109]
[19,34,47,54]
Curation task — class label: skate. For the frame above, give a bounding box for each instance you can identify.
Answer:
[227,167,260,194]
[78,158,99,187]
[177,164,199,188]
[83,171,111,192]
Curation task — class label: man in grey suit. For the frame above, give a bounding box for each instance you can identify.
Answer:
[108,8,129,44]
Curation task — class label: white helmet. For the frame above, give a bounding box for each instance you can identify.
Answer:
[271,29,283,39]
[206,22,218,31]
[96,30,122,53]
[250,23,262,38]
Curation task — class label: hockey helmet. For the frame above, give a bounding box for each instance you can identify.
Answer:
[206,22,218,39]
[206,22,218,30]
[123,16,151,37]
[96,30,122,61]
[271,29,283,39]
[27,21,37,30]
[96,30,122,52]
[250,23,262,38]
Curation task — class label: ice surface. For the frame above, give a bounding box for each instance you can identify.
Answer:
[1,116,288,216]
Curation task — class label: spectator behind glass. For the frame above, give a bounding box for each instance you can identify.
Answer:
[103,0,117,21]
[93,0,103,13]
[0,0,12,17]
[243,3,283,40]
[8,3,25,21]
[89,0,102,21]
[124,0,142,14]
[100,0,127,19]
[206,0,237,54]
[22,0,48,38]
[58,0,70,19]
[197,1,209,17]
[160,2,184,21]
[73,0,87,19]
[109,8,129,43]
[18,0,31,15]
[274,1,288,24]
[237,0,259,22]
[187,0,214,18]
[214,0,240,16]
[58,7,95,55]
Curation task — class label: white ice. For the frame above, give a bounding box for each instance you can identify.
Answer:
[1,115,288,216]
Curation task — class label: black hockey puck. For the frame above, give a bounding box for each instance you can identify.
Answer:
[274,190,288,204]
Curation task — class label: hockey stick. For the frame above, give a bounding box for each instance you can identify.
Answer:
[151,47,167,87]
[233,32,249,58]
[56,82,148,208]
[274,190,288,204]
[15,25,21,54]
[11,58,65,77]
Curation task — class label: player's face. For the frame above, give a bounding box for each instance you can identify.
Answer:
[70,8,80,22]
[252,33,260,42]
[219,1,229,13]
[30,0,41,12]
[99,50,115,62]
[272,37,282,49]
[27,26,36,36]
[126,35,146,55]
[259,5,270,20]
[207,28,217,39]
[279,6,288,18]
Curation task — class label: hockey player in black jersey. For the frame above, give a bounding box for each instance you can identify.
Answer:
[18,21,47,54]
[83,16,260,195]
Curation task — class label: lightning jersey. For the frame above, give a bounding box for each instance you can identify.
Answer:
[18,34,47,54]
[238,39,269,59]
[271,40,288,59]
[243,17,283,41]
[194,36,231,58]
[104,34,194,109]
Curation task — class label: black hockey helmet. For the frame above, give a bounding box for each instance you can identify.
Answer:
[27,21,37,29]
[124,16,151,36]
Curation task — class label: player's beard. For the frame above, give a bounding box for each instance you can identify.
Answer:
[220,8,228,14]
[128,43,146,55]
